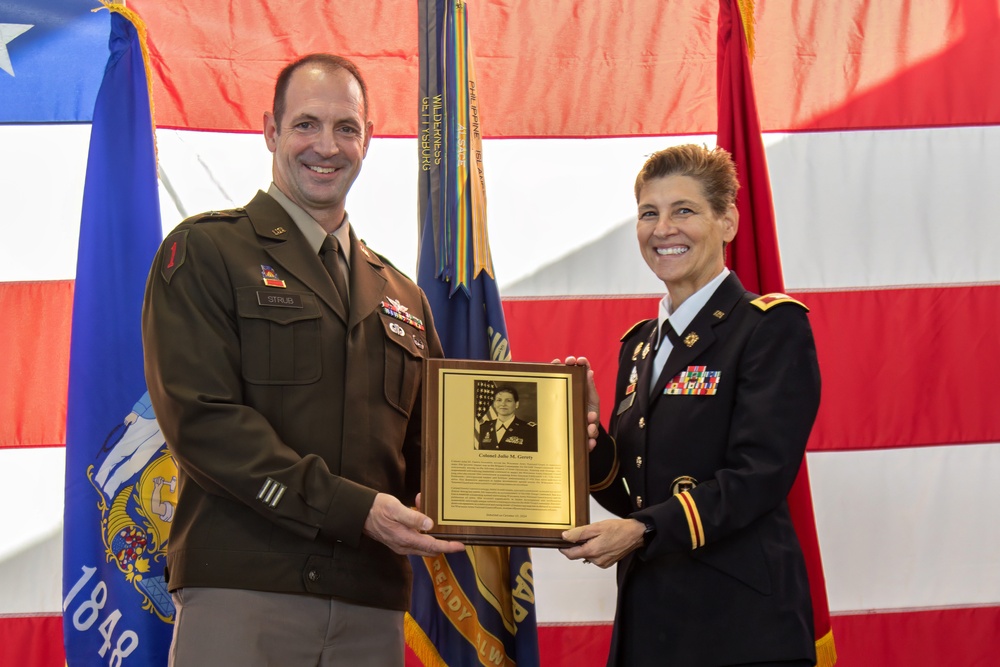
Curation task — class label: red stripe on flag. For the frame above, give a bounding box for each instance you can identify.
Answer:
[6,609,999,667]
[502,284,1000,453]
[129,0,1000,136]
[0,615,64,667]
[3,283,997,452]
[0,281,72,449]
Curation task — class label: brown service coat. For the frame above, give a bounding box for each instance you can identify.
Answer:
[142,191,441,611]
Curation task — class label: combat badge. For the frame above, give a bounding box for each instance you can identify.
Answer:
[625,366,639,395]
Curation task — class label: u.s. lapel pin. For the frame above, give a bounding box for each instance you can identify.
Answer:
[271,226,287,236]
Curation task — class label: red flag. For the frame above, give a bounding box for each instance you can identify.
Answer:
[716,2,837,665]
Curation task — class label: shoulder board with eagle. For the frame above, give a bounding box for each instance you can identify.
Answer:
[619,318,654,342]
[750,293,809,312]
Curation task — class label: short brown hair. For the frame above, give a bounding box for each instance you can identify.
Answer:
[634,144,739,216]
[272,53,370,128]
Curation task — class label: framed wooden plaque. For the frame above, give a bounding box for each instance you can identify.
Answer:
[421,359,590,547]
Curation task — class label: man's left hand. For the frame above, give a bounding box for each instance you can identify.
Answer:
[363,492,465,556]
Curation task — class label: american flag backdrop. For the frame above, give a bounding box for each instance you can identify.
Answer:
[2,1,999,665]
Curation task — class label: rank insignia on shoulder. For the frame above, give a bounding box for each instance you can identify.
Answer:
[160,230,189,283]
[664,366,721,395]
[620,319,652,342]
[260,265,286,288]
[750,293,809,312]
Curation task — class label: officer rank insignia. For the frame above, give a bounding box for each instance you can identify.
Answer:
[260,265,287,288]
[380,297,425,331]
[664,366,721,395]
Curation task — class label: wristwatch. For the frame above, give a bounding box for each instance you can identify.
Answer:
[640,519,656,546]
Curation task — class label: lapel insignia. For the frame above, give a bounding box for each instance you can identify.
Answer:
[664,366,721,395]
[380,298,426,331]
[632,342,643,361]
[270,226,286,236]
[641,342,651,359]
[359,244,371,257]
[684,332,699,347]
[260,265,287,288]
[713,310,724,319]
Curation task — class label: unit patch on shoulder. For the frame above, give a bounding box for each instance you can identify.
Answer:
[160,230,188,283]
[750,293,809,312]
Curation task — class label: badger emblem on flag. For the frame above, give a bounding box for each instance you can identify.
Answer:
[81,392,178,623]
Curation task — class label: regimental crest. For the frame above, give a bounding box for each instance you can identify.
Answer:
[87,394,178,623]
[260,265,286,288]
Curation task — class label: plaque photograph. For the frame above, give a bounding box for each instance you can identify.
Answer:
[422,359,589,547]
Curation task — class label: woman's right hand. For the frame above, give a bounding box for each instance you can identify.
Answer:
[553,356,601,451]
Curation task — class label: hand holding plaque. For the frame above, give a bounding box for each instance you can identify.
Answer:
[422,360,590,546]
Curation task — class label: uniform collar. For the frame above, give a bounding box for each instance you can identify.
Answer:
[267,183,352,267]
[656,267,730,348]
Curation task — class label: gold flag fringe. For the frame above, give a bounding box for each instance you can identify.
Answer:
[404,612,449,666]
[815,628,838,667]
[94,1,159,161]
[737,0,756,62]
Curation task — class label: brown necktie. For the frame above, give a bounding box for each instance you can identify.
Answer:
[320,235,350,309]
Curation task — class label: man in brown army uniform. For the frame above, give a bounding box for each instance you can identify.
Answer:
[142,54,463,667]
